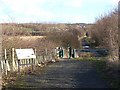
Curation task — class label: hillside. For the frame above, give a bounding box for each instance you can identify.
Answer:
[1,23,93,36]
[1,23,95,54]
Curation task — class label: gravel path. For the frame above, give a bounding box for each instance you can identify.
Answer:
[5,59,110,89]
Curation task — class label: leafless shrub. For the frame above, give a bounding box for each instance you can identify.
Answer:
[90,8,119,65]
[46,28,81,49]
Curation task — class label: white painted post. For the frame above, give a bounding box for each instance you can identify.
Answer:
[27,59,29,67]
[5,49,7,60]
[25,59,26,68]
[0,61,3,71]
[23,59,24,69]
[5,49,10,72]
[6,60,10,71]
[4,49,8,75]
[3,61,5,74]
[21,59,23,69]
[34,48,37,65]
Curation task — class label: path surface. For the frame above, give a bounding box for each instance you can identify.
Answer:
[5,59,109,89]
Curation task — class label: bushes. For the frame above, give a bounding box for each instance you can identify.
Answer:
[46,29,80,48]
[89,8,119,88]
[90,8,119,63]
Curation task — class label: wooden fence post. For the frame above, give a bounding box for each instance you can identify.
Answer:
[4,49,10,73]
[5,49,7,60]
[34,48,37,65]
[18,59,20,74]
[12,48,16,71]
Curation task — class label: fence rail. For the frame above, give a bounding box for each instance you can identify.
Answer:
[0,48,56,75]
[1,47,80,76]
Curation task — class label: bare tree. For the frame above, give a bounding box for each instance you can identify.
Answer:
[90,8,119,67]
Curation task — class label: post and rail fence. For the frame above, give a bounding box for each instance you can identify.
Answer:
[0,47,79,76]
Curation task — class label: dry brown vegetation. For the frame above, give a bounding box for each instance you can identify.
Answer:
[86,8,120,88]
[89,8,119,68]
[2,23,87,48]
[46,26,82,48]
[2,23,88,60]
[1,6,120,88]
[2,7,119,66]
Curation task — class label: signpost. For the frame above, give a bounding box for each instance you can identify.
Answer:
[16,49,36,59]
[16,48,36,74]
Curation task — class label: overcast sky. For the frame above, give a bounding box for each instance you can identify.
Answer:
[0,0,119,23]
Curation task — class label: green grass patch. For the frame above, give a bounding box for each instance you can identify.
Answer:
[94,60,120,89]
[76,57,120,89]
[75,57,107,61]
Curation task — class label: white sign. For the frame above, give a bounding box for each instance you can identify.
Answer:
[16,49,36,59]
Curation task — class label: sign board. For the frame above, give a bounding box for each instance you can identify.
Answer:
[16,49,36,59]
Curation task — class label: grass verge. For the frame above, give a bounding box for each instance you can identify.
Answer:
[77,57,120,89]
